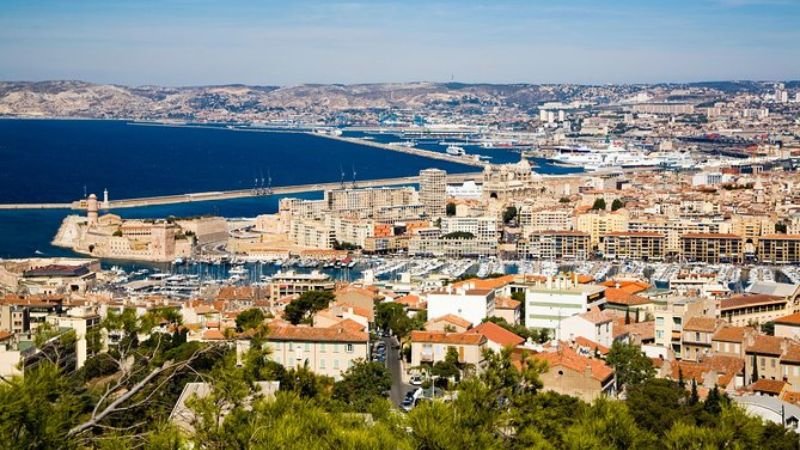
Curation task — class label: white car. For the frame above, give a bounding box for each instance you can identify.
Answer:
[409,374,423,385]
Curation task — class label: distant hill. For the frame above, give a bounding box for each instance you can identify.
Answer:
[0,80,782,120]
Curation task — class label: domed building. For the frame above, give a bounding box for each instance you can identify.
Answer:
[481,159,542,202]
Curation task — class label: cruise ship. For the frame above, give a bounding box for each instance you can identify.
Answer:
[550,143,695,171]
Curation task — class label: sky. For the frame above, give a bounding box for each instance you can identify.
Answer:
[0,0,798,86]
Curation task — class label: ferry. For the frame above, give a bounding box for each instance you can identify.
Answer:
[446,145,466,156]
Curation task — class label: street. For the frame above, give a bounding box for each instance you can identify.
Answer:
[383,335,412,407]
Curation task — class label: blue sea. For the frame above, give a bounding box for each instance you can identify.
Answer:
[0,119,577,259]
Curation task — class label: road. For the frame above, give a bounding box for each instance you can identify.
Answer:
[384,335,412,406]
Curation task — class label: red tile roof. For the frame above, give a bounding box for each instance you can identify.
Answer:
[529,346,614,382]
[466,322,524,347]
[721,294,784,310]
[746,335,784,356]
[268,322,368,343]
[712,326,750,343]
[410,330,486,346]
[683,317,719,333]
[775,312,800,326]
[751,379,788,395]
[494,296,521,310]
[426,314,472,330]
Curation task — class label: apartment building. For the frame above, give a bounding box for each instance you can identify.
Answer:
[266,321,369,381]
[519,231,590,260]
[758,235,800,264]
[427,284,495,326]
[600,232,666,261]
[681,317,721,362]
[410,330,487,368]
[559,306,616,347]
[628,216,727,254]
[680,233,743,264]
[440,216,499,240]
[575,210,629,248]
[518,207,573,233]
[419,168,447,218]
[654,298,716,359]
[720,294,788,327]
[408,234,497,258]
[268,271,335,299]
[524,276,606,334]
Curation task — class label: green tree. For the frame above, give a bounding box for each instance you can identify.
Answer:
[591,197,607,211]
[235,308,265,332]
[606,341,655,392]
[626,378,688,435]
[446,202,456,216]
[502,206,518,224]
[611,198,625,211]
[332,359,391,412]
[284,290,335,325]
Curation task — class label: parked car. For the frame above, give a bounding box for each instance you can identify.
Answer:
[409,374,423,385]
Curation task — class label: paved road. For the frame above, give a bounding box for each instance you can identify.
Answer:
[384,336,412,406]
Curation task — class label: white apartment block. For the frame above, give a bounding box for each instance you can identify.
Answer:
[524,276,606,334]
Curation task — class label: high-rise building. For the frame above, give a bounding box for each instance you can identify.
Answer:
[419,168,447,218]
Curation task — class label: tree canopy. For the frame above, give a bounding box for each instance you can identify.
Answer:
[284,290,335,325]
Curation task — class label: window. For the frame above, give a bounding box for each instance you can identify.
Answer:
[772,359,776,368]
[334,344,340,353]
[345,343,354,353]
[656,317,664,326]
[695,332,701,342]
[320,359,326,369]
[304,343,310,352]
[288,342,293,351]
[334,360,339,370]
[321,343,327,353]
[761,357,766,368]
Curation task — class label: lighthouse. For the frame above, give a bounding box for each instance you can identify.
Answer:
[102,188,109,209]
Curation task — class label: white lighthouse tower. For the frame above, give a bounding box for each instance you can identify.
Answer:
[102,188,109,209]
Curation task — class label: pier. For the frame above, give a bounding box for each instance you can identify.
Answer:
[312,133,488,167]
[0,173,484,211]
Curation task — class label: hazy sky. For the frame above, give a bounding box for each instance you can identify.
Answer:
[1,0,798,86]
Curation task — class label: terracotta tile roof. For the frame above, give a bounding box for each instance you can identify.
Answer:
[601,279,650,294]
[751,379,788,395]
[494,296,521,310]
[573,336,610,355]
[395,294,426,310]
[761,234,800,241]
[410,330,486,346]
[529,346,614,382]
[683,317,719,333]
[427,314,472,330]
[775,312,800,326]
[451,275,516,291]
[604,288,651,306]
[335,285,377,300]
[0,331,13,341]
[782,391,800,405]
[781,342,800,364]
[720,294,784,310]
[681,233,742,239]
[712,326,749,343]
[580,306,615,324]
[576,274,595,284]
[746,335,784,356]
[616,321,656,341]
[671,355,744,388]
[466,322,524,347]
[268,322,368,343]
[604,231,665,238]
[202,329,226,341]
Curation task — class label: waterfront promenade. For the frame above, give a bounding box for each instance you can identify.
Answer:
[0,173,484,211]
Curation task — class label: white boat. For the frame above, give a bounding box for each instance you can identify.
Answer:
[446,145,466,156]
